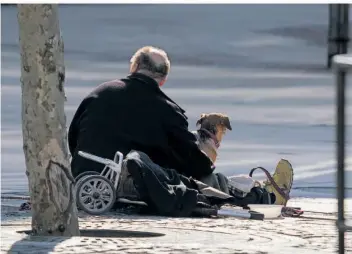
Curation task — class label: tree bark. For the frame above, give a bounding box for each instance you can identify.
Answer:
[17,4,79,236]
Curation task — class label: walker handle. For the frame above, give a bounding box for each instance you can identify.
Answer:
[78,151,114,166]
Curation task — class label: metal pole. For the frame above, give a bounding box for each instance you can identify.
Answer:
[334,5,349,254]
[339,5,349,55]
[336,67,346,254]
[328,5,336,68]
[327,4,350,68]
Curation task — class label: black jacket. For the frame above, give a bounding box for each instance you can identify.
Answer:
[68,73,214,179]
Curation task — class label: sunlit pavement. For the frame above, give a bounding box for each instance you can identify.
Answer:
[0,198,351,254]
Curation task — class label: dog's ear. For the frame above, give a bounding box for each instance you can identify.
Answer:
[222,116,232,131]
[196,113,207,126]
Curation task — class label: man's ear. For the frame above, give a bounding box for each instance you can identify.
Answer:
[223,116,232,131]
[196,113,207,126]
[159,79,166,87]
[159,75,168,87]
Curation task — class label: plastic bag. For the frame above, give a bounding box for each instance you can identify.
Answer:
[227,175,258,197]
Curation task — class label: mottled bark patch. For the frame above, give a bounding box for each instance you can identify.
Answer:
[46,160,71,213]
[36,78,42,89]
[41,100,51,112]
[39,36,56,73]
[58,72,64,92]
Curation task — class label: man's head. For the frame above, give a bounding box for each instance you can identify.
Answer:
[130,46,170,87]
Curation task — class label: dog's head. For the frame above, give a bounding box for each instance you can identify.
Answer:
[196,113,232,143]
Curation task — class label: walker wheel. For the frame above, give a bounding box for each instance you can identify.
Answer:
[75,175,116,215]
[74,171,100,200]
[75,171,100,185]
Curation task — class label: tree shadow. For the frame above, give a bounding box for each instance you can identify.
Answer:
[7,233,67,254]
[7,224,165,253]
[2,205,170,253]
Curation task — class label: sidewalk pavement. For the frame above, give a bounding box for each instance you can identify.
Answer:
[1,198,351,254]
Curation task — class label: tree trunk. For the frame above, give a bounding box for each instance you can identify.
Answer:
[17,4,79,236]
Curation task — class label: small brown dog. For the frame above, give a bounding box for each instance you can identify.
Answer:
[193,113,232,163]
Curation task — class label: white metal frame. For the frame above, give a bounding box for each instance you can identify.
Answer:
[78,150,123,190]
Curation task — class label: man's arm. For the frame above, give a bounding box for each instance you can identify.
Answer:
[165,107,215,179]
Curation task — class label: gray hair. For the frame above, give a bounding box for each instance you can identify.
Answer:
[130,46,170,80]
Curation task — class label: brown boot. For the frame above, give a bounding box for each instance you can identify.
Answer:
[249,159,294,206]
[263,159,294,206]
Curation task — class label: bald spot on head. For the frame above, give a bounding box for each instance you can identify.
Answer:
[130,46,170,80]
[149,50,167,66]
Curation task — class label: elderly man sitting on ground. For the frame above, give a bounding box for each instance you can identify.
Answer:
[68,46,294,216]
